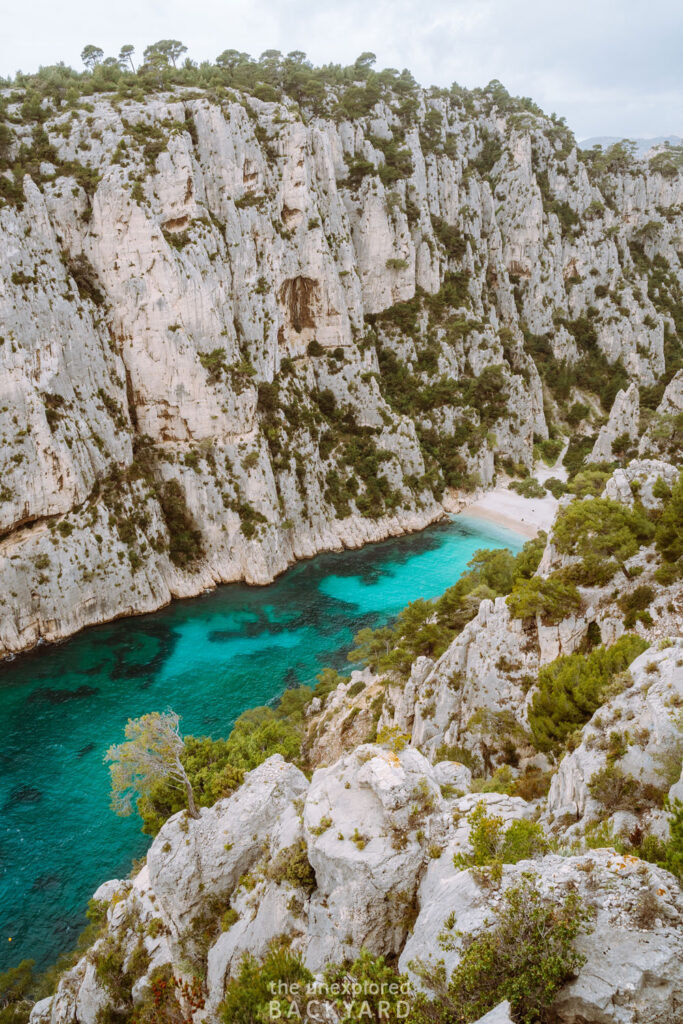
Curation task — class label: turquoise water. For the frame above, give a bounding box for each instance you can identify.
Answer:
[0,515,522,972]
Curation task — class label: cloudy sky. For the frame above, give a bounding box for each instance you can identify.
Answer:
[2,0,681,140]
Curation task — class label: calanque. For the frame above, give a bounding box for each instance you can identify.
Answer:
[1,48,682,1024]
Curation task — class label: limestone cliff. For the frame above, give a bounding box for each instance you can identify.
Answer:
[1,77,682,654]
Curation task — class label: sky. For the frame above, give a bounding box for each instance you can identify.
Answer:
[2,0,681,140]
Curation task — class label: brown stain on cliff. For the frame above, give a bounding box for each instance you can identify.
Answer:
[279,276,319,334]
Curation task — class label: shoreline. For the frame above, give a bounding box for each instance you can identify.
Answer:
[0,490,551,664]
[456,487,558,539]
[0,505,443,662]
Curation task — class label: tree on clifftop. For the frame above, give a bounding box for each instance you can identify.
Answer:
[143,39,187,68]
[80,45,103,70]
[118,45,136,73]
[105,710,200,820]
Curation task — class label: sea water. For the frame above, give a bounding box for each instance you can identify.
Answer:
[0,515,522,970]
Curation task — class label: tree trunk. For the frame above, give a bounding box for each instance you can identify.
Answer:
[179,764,200,818]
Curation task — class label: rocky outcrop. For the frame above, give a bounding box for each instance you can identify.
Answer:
[378,597,539,765]
[589,383,640,462]
[401,849,683,1024]
[639,369,683,460]
[30,748,537,1023]
[546,640,683,834]
[602,457,679,507]
[147,756,309,936]
[33,735,683,1024]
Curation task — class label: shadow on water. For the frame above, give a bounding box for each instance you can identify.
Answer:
[27,685,99,705]
[0,515,523,972]
[5,786,43,808]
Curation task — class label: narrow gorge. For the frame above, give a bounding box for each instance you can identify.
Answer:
[1,51,683,1024]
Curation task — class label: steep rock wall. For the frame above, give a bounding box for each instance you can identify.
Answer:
[1,84,681,654]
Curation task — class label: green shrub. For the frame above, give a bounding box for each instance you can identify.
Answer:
[535,437,564,464]
[199,347,228,382]
[655,471,683,564]
[564,552,619,587]
[528,635,648,751]
[324,949,412,1023]
[431,216,467,259]
[219,939,313,1024]
[511,767,553,801]
[221,908,239,931]
[65,254,105,306]
[500,819,550,865]
[663,799,683,880]
[569,466,612,498]
[234,192,266,209]
[91,937,132,1003]
[506,573,581,625]
[654,560,683,585]
[618,585,654,628]
[266,840,316,895]
[566,402,590,426]
[553,497,655,572]
[311,667,349,704]
[508,478,547,499]
[344,157,376,187]
[454,803,548,874]
[470,130,502,177]
[222,708,302,771]
[588,764,664,812]
[563,436,594,479]
[157,479,203,567]
[545,477,567,498]
[0,960,35,1024]
[454,803,504,870]
[415,875,592,1024]
[477,764,515,794]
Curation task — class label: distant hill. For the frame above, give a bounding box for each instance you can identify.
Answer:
[579,135,682,154]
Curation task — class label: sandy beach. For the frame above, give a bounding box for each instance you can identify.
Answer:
[457,487,559,538]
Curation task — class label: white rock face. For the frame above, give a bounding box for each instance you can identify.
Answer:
[303,744,443,968]
[546,640,683,830]
[378,595,542,766]
[639,369,683,458]
[30,724,683,1024]
[400,850,683,1024]
[2,79,681,656]
[147,755,309,935]
[473,1004,514,1024]
[433,759,473,793]
[589,383,640,462]
[602,458,679,507]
